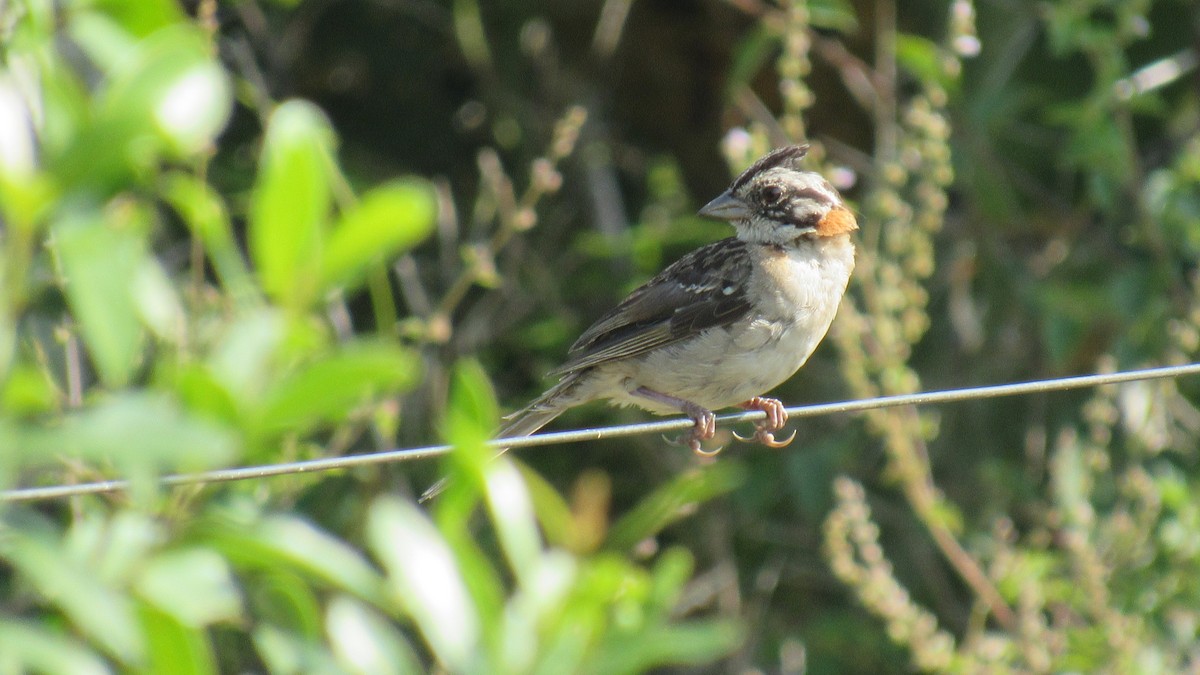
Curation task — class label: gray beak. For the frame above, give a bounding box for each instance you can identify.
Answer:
[698,191,751,221]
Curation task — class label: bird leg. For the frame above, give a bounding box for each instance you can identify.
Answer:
[732,396,796,448]
[632,386,722,456]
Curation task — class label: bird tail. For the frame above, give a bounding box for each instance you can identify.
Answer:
[495,405,565,440]
[417,373,583,503]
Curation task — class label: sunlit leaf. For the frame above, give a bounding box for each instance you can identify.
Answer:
[53,211,147,387]
[520,464,578,549]
[445,358,500,442]
[443,360,541,582]
[0,73,38,179]
[368,497,480,672]
[2,515,145,663]
[65,511,160,586]
[326,596,422,675]
[249,100,335,310]
[254,624,344,675]
[500,550,577,672]
[1,364,58,416]
[440,358,498,493]
[136,549,242,626]
[93,0,184,36]
[59,23,227,188]
[138,603,217,675]
[170,363,242,428]
[204,513,386,604]
[483,461,541,585]
[605,464,745,552]
[133,259,185,344]
[16,392,240,489]
[428,483,508,648]
[586,619,743,674]
[205,310,289,403]
[161,173,259,305]
[258,341,421,436]
[67,11,140,80]
[0,619,110,675]
[320,180,436,292]
[152,61,231,156]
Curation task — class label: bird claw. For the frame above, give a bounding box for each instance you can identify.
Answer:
[732,425,797,448]
[759,428,798,448]
[663,431,726,455]
[692,439,726,457]
[656,398,725,456]
[736,396,796,449]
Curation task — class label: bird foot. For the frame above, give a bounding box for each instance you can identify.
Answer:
[662,401,722,456]
[634,387,722,457]
[732,397,796,448]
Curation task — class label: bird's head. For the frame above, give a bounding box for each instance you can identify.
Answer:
[698,144,857,246]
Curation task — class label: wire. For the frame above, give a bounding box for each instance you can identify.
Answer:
[4,361,1200,503]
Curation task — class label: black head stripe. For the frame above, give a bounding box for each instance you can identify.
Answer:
[730,144,810,194]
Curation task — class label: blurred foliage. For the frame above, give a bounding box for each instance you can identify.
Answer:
[2,0,1200,672]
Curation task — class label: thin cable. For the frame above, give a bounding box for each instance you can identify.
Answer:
[4,362,1200,503]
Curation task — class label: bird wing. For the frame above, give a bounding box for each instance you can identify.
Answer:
[551,237,753,374]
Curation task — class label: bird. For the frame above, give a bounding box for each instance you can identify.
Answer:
[420,144,857,502]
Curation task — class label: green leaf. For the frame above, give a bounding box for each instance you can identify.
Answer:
[136,549,242,627]
[249,100,335,310]
[442,358,498,474]
[59,23,228,188]
[205,310,289,404]
[251,573,325,640]
[809,0,859,32]
[2,515,145,663]
[320,180,436,292]
[1,363,59,416]
[171,363,242,428]
[161,173,259,306]
[605,464,745,552]
[150,59,231,156]
[726,26,776,95]
[53,211,147,387]
[586,620,743,674]
[368,497,480,672]
[441,360,541,582]
[501,551,577,672]
[67,12,140,83]
[205,513,387,604]
[520,464,579,549]
[0,619,110,675]
[93,0,184,36]
[326,596,422,675]
[66,511,160,586]
[253,624,344,675]
[647,548,695,612]
[16,392,240,492]
[257,341,421,436]
[895,34,950,90]
[138,603,217,675]
[132,259,185,344]
[482,460,541,587]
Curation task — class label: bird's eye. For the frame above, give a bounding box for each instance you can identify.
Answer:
[760,185,784,205]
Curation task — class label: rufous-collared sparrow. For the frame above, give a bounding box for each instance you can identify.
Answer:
[422,144,856,501]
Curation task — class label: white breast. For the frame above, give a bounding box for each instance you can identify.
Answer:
[609,236,855,413]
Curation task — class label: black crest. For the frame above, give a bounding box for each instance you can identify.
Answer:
[730,144,810,194]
